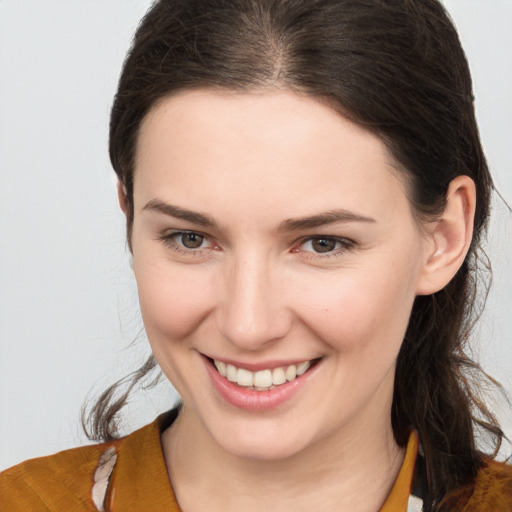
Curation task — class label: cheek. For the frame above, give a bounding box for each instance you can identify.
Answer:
[295,264,417,353]
[134,258,214,342]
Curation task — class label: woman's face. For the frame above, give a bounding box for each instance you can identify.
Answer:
[130,89,432,460]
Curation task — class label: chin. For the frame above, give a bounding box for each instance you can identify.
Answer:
[205,416,318,461]
[217,435,307,461]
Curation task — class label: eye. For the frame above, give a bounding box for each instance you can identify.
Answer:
[178,232,206,249]
[158,230,214,254]
[307,238,339,253]
[297,236,354,257]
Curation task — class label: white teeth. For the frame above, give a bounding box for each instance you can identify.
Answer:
[296,361,311,376]
[253,369,272,388]
[272,367,286,385]
[213,359,314,390]
[214,360,226,377]
[237,368,253,387]
[226,364,237,382]
[285,365,297,381]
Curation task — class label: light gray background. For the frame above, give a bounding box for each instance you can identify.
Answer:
[1,0,511,470]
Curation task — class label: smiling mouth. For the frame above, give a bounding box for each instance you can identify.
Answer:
[209,358,320,391]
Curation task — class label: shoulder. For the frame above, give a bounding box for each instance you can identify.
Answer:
[465,458,512,511]
[0,410,178,512]
[0,441,113,511]
[444,457,512,511]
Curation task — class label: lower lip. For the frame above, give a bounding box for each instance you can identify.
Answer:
[203,357,318,412]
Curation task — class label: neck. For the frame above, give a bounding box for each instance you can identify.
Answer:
[162,406,405,512]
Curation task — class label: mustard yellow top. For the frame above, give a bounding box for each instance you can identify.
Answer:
[1,411,510,511]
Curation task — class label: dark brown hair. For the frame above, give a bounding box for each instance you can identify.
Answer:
[83,1,504,509]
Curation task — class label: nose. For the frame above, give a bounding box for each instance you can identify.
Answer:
[216,253,291,351]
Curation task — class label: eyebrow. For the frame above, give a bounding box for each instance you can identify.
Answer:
[277,210,376,232]
[142,199,376,232]
[142,199,219,229]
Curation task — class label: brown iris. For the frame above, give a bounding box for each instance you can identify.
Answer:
[311,238,337,253]
[181,233,204,249]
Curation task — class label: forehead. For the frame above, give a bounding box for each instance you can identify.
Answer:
[134,89,411,224]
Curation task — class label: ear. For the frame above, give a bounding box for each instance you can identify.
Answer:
[117,180,129,215]
[416,175,476,296]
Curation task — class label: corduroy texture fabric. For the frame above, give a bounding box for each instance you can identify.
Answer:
[440,457,512,512]
[1,411,511,511]
[0,442,107,511]
[0,411,180,512]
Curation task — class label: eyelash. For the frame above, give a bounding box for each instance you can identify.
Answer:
[158,230,215,257]
[158,230,355,259]
[294,236,355,259]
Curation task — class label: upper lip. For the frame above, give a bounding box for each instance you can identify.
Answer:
[202,353,319,372]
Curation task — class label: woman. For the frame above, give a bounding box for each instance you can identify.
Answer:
[1,0,511,511]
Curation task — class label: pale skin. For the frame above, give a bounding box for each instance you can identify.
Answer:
[119,89,476,512]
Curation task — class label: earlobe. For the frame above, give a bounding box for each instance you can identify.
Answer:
[117,180,129,215]
[416,175,476,296]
